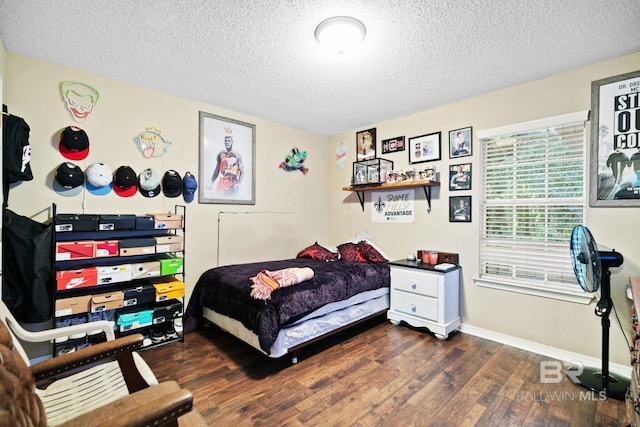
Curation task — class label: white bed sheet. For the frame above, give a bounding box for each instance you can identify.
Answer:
[202,288,390,358]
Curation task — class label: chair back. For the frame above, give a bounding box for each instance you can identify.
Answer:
[0,299,31,363]
[0,314,48,426]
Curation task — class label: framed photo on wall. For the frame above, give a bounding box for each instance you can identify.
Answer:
[449,195,471,222]
[449,126,472,158]
[408,132,441,164]
[589,69,640,207]
[356,128,376,161]
[199,111,256,204]
[449,163,472,191]
[381,136,405,154]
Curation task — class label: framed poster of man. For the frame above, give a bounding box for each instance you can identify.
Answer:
[589,70,640,206]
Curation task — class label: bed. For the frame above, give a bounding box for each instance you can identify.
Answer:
[184,241,390,363]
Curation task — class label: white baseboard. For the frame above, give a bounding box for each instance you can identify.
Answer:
[459,323,632,378]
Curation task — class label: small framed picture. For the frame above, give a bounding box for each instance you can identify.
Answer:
[356,128,376,161]
[449,195,471,222]
[449,163,472,191]
[381,136,405,154]
[449,126,472,158]
[408,132,441,164]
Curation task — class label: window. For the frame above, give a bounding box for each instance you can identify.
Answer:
[475,111,591,303]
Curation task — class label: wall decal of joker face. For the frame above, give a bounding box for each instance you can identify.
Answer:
[60,81,100,122]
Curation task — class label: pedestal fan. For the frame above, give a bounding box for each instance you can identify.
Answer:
[568,225,629,400]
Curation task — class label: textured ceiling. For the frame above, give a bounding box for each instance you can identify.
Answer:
[0,1,638,136]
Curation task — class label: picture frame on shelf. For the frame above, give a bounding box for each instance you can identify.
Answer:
[589,70,640,207]
[381,136,405,154]
[199,111,256,205]
[449,163,472,191]
[356,128,376,161]
[408,132,441,164]
[449,126,472,158]
[449,195,471,222]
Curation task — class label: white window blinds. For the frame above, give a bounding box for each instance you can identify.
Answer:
[477,111,590,303]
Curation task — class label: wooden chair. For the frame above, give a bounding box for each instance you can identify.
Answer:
[0,300,205,426]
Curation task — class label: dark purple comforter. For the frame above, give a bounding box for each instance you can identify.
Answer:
[185,258,389,353]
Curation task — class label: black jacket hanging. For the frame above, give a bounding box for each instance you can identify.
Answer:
[2,209,53,323]
[2,114,33,208]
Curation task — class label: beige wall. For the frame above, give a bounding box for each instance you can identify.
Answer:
[328,51,640,365]
[4,52,330,307]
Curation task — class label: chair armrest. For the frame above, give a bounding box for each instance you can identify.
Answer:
[31,333,144,382]
[60,381,195,427]
[5,316,116,342]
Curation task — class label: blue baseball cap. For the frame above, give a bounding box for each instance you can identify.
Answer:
[183,172,197,203]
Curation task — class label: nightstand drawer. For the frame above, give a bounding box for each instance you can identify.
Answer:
[390,290,438,321]
[391,267,441,297]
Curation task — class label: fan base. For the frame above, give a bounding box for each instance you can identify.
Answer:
[570,367,630,401]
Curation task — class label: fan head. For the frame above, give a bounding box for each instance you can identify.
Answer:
[570,225,601,293]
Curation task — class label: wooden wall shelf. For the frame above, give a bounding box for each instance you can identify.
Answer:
[342,180,440,213]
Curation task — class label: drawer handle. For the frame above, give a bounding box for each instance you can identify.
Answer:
[411,304,417,313]
[411,282,417,290]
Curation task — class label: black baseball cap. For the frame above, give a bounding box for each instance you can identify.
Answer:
[162,170,183,198]
[113,166,138,197]
[59,126,90,160]
[53,162,85,196]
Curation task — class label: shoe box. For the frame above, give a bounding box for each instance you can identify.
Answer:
[154,234,183,253]
[56,267,98,291]
[135,215,155,230]
[55,240,95,261]
[130,261,161,279]
[55,294,92,317]
[116,305,154,332]
[118,237,156,256]
[98,214,136,231]
[152,299,183,325]
[96,264,132,285]
[90,291,124,313]
[150,276,185,302]
[54,214,98,232]
[148,213,183,230]
[156,254,183,275]
[95,240,119,257]
[121,282,156,307]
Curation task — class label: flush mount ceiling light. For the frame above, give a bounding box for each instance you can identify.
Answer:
[315,16,366,54]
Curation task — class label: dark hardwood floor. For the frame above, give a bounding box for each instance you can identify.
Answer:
[141,317,627,426]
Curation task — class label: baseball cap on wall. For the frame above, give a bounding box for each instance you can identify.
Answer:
[162,170,183,198]
[85,162,113,195]
[138,168,161,198]
[113,166,138,197]
[59,126,90,160]
[53,162,85,196]
[183,172,197,203]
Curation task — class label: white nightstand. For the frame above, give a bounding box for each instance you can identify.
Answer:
[387,260,461,339]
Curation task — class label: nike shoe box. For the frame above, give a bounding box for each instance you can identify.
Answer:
[116,306,153,332]
[56,267,98,291]
[118,238,156,256]
[96,264,132,285]
[155,235,183,253]
[121,283,156,307]
[55,295,92,316]
[55,241,95,261]
[152,299,183,324]
[54,214,98,232]
[135,215,155,230]
[130,261,161,279]
[90,291,124,313]
[151,276,185,302]
[98,214,136,231]
[148,213,183,230]
[156,255,183,275]
[95,240,119,257]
